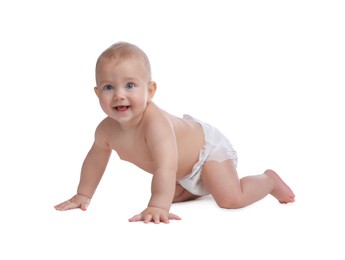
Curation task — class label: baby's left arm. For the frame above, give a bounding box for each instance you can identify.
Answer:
[129,113,180,223]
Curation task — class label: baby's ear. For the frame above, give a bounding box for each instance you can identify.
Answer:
[94,86,100,97]
[147,81,157,100]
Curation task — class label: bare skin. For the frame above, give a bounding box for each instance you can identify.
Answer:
[201,160,294,209]
[264,169,295,204]
[54,42,295,223]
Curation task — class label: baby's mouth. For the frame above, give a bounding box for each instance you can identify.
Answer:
[115,105,130,112]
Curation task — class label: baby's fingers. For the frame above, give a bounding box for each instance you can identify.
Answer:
[54,194,90,211]
[80,201,89,211]
[54,200,78,211]
[144,214,154,223]
[128,214,143,222]
[168,213,182,221]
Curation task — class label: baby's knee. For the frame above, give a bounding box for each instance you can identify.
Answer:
[215,197,244,209]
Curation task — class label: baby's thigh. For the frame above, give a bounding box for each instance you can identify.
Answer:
[173,184,200,203]
[201,159,241,198]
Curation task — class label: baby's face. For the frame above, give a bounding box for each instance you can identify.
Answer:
[94,57,155,124]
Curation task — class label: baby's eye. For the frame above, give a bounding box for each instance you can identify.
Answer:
[125,83,135,89]
[103,84,114,91]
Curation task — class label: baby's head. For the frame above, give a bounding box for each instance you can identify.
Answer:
[95,42,152,84]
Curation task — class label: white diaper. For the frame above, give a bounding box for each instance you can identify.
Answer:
[177,115,238,196]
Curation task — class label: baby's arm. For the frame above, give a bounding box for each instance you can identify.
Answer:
[55,123,112,211]
[129,114,180,223]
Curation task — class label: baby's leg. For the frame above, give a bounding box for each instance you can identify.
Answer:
[263,169,295,204]
[201,160,295,208]
[173,184,200,203]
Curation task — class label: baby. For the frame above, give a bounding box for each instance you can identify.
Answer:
[54,42,295,223]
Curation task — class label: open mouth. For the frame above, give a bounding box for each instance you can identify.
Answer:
[114,105,130,112]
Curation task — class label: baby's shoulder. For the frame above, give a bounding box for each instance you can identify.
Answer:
[95,117,119,138]
[144,102,175,123]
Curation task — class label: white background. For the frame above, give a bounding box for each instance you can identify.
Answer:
[1,0,344,259]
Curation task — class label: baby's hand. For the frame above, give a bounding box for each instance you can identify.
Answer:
[54,194,91,211]
[128,207,181,224]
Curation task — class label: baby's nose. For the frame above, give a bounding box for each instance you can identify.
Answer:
[113,89,125,100]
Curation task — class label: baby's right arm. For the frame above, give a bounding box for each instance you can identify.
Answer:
[54,123,112,211]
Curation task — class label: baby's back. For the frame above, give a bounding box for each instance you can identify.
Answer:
[165,112,205,179]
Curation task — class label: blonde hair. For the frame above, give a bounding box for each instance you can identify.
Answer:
[96,41,152,81]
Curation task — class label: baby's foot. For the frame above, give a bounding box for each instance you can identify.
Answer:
[265,169,295,204]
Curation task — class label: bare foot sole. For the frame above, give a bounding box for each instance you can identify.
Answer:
[265,169,295,204]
